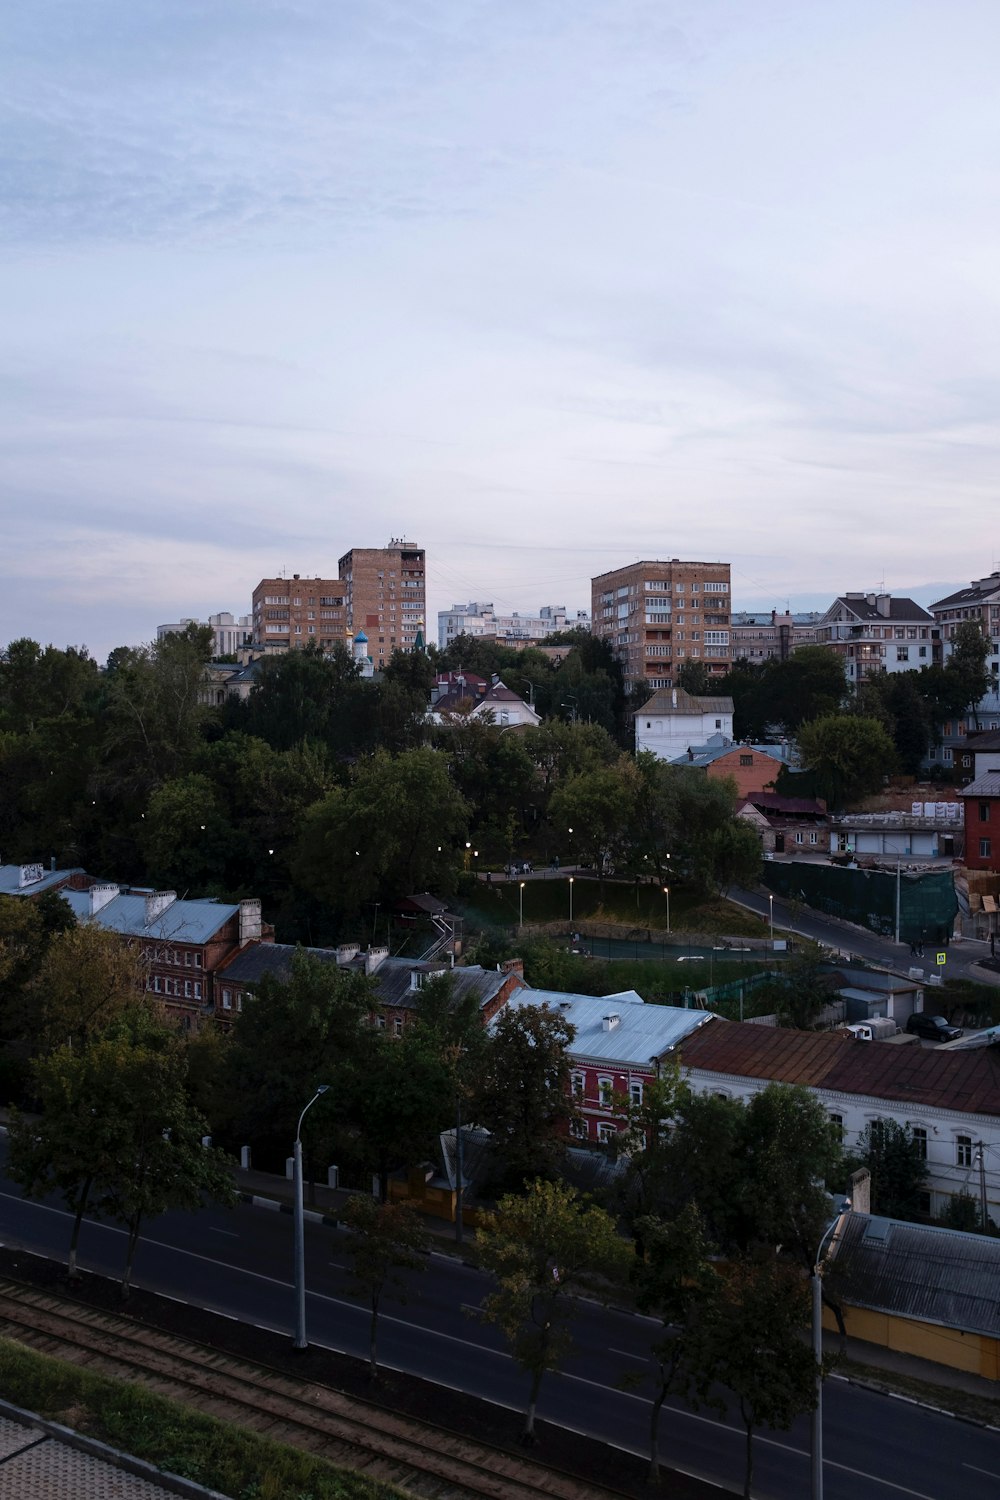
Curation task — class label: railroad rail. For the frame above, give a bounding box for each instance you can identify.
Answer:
[0,1278,630,1500]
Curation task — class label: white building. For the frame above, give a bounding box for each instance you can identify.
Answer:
[157,612,252,658]
[633,686,734,762]
[930,573,1000,679]
[814,593,939,685]
[437,601,589,650]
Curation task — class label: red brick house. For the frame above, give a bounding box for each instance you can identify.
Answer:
[959,774,1000,871]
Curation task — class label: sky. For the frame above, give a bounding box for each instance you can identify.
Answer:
[3,0,1000,663]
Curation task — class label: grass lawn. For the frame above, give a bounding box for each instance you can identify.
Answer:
[0,1336,403,1500]
[458,876,766,937]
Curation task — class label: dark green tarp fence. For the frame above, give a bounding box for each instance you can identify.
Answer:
[761,862,957,946]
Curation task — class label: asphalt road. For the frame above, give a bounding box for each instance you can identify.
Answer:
[732,884,999,990]
[0,1169,995,1500]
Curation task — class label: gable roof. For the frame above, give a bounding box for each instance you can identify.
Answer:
[61,889,241,945]
[958,774,1000,799]
[828,595,933,623]
[930,574,1000,612]
[634,687,734,717]
[678,1017,1000,1117]
[833,1214,1000,1337]
[504,991,712,1066]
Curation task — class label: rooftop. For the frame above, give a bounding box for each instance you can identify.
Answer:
[833,1214,1000,1338]
[217,944,513,1013]
[0,864,83,896]
[505,990,713,1065]
[61,889,241,945]
[678,1017,1000,1117]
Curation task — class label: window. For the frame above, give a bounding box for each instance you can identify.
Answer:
[375,1015,387,1030]
[740,754,753,766]
[570,1118,588,1140]
[629,1080,643,1107]
[896,647,909,662]
[795,832,804,844]
[597,1122,617,1144]
[598,1078,613,1110]
[980,839,991,859]
[221,989,232,1010]
[980,802,990,822]
[184,980,191,998]
[571,1071,585,1099]
[956,1134,974,1167]
[911,1126,928,1160]
[828,1113,844,1141]
[194,981,202,1000]
[195,953,202,968]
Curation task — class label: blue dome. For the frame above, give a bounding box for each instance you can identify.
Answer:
[354,630,368,643]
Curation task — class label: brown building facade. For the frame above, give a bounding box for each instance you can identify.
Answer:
[338,538,426,661]
[251,575,347,653]
[591,558,731,692]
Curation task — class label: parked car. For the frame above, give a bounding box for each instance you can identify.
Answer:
[905,1013,962,1042]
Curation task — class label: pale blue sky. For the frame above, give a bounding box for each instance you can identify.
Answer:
[3,1,1000,660]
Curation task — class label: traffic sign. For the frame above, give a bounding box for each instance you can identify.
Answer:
[936,951,947,967]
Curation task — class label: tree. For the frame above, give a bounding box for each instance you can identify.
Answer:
[226,950,375,1164]
[477,1180,630,1441]
[346,1028,454,1201]
[341,1195,428,1378]
[473,1005,576,1189]
[548,757,639,885]
[676,660,711,696]
[846,1119,927,1221]
[21,923,149,1056]
[766,946,833,1031]
[947,621,992,727]
[608,1067,690,1242]
[631,1205,720,1484]
[8,1011,236,1291]
[702,817,761,896]
[796,714,895,808]
[696,1255,817,1500]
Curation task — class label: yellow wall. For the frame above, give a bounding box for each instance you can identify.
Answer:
[823,1304,999,1381]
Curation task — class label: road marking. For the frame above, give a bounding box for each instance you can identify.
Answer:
[609,1347,647,1362]
[826,1459,942,1498]
[209,1227,239,1238]
[963,1463,1000,1480]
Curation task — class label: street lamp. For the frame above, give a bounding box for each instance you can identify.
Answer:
[293,1084,330,1350]
[519,880,525,930]
[883,841,905,945]
[768,891,774,948]
[663,886,670,935]
[812,1199,852,1500]
[569,876,574,926]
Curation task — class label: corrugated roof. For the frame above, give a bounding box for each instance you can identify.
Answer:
[634,687,735,717]
[0,865,84,896]
[217,944,511,1013]
[505,991,712,1065]
[679,1018,1000,1116]
[833,1214,1000,1337]
[63,890,241,944]
[958,774,1000,798]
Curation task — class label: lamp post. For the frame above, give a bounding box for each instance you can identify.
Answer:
[569,876,574,926]
[811,1199,852,1500]
[293,1084,329,1350]
[768,891,774,950]
[519,880,525,930]
[663,886,670,935]
[883,841,904,945]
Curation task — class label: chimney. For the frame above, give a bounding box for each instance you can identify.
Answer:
[239,899,262,945]
[849,1166,871,1215]
[602,1013,621,1032]
[671,688,678,708]
[366,945,389,975]
[876,594,891,618]
[500,959,524,977]
[89,883,120,916]
[144,891,177,926]
[335,943,360,966]
[865,593,877,607]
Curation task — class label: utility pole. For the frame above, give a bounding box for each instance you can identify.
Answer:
[976,1143,989,1231]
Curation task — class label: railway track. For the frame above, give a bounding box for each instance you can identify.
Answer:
[0,1278,631,1500]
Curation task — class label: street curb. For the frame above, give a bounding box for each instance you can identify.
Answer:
[829,1370,1000,1432]
[0,1394,230,1499]
[240,1191,339,1228]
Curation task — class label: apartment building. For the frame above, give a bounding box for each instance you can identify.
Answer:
[251,574,346,653]
[157,612,253,657]
[930,572,1000,678]
[729,610,820,662]
[437,601,590,650]
[590,559,731,693]
[814,593,939,685]
[338,538,426,661]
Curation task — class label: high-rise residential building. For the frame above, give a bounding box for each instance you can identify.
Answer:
[338,539,426,660]
[591,559,732,694]
[251,574,347,653]
[814,593,939,685]
[158,612,253,658]
[437,601,590,650]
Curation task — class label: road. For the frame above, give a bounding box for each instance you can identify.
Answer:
[0,1168,996,1500]
[732,884,999,989]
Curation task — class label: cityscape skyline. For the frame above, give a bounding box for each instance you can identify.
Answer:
[4,2,1000,662]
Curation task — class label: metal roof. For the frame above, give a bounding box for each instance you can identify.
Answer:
[217,944,511,1012]
[958,774,1000,798]
[679,1018,1000,1117]
[0,865,84,896]
[832,1214,1000,1337]
[505,991,712,1065]
[62,889,241,945]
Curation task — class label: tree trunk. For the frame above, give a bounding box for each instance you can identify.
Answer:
[369,1291,380,1379]
[743,1414,754,1499]
[648,1385,667,1484]
[522,1366,544,1444]
[121,1217,142,1300]
[67,1177,92,1280]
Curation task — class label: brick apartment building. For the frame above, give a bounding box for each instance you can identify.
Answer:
[338,539,426,661]
[729,609,820,662]
[591,559,731,693]
[251,574,347,653]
